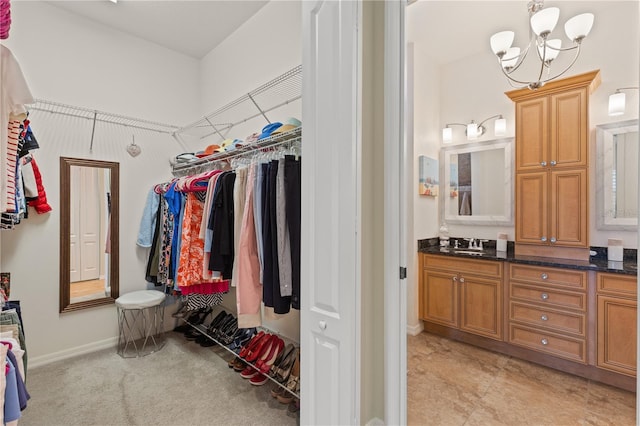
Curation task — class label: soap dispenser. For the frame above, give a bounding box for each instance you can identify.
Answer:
[439,222,450,247]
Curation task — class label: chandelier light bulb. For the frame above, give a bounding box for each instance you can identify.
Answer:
[530,7,560,37]
[466,123,479,140]
[538,39,562,63]
[564,13,594,42]
[490,31,515,56]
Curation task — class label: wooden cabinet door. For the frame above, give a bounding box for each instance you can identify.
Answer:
[550,88,588,169]
[550,169,588,247]
[516,171,548,244]
[597,295,637,377]
[421,269,458,328]
[459,275,502,340]
[516,97,548,172]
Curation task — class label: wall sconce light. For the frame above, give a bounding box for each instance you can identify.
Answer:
[608,87,639,116]
[442,114,506,143]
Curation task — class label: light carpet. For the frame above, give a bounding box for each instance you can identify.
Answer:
[20,333,299,426]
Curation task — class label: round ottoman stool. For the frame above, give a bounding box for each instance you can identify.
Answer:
[116,290,166,358]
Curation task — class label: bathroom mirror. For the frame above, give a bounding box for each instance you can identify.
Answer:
[441,138,514,225]
[60,157,119,313]
[596,119,639,230]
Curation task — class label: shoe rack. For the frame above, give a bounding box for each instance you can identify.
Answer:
[180,306,300,401]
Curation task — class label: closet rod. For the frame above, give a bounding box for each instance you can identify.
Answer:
[28,99,180,135]
[172,128,301,177]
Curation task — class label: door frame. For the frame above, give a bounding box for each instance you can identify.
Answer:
[383,1,408,424]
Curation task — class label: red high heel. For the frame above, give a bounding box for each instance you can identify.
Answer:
[238,331,266,359]
[246,334,274,363]
[256,337,284,374]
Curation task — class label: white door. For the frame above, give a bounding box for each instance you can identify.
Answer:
[69,167,80,283]
[301,1,361,424]
[79,167,101,281]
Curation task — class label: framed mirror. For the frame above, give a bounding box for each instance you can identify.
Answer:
[596,119,639,230]
[60,157,119,313]
[441,138,514,225]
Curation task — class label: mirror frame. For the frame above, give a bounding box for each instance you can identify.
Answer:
[59,157,120,313]
[440,138,514,226]
[596,119,639,231]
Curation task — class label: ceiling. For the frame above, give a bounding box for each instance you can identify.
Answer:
[46,0,269,59]
[407,1,616,66]
[46,1,625,64]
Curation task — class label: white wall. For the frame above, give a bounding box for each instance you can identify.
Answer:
[2,2,200,364]
[196,1,302,342]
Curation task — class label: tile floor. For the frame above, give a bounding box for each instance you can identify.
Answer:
[408,332,636,426]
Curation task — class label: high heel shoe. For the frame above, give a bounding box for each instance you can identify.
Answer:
[268,343,294,377]
[256,337,284,374]
[277,350,300,403]
[238,331,265,359]
[272,346,298,383]
[246,334,274,363]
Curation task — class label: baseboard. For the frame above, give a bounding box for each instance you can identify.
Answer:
[406,321,423,336]
[365,417,385,426]
[29,336,118,369]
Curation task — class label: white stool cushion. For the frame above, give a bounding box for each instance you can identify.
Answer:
[116,290,165,309]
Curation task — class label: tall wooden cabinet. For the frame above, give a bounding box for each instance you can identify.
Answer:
[507,71,600,259]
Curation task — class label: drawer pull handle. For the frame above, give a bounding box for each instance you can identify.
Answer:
[541,314,548,321]
[459,277,465,283]
[541,338,549,345]
[541,293,549,300]
[541,273,548,280]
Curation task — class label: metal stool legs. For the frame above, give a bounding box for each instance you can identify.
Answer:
[117,303,166,358]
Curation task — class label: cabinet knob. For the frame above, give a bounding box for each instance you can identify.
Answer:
[452,276,458,282]
[550,237,557,243]
[540,161,547,167]
[550,160,557,166]
[541,236,547,242]
[541,314,548,321]
[541,273,548,280]
[541,338,549,345]
[541,293,549,300]
[459,277,465,283]
[319,321,327,331]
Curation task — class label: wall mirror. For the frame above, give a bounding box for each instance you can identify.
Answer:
[60,157,119,313]
[441,138,514,225]
[596,119,639,231]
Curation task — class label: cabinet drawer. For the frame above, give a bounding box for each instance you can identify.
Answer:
[509,324,586,363]
[423,254,502,278]
[510,302,585,337]
[509,264,587,290]
[597,273,637,298]
[510,283,586,311]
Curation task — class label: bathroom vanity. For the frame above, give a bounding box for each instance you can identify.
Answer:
[418,244,636,391]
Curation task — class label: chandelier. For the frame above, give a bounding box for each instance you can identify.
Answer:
[489,0,594,90]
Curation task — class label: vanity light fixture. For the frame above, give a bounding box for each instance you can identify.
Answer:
[490,0,594,90]
[442,114,506,143]
[608,87,639,116]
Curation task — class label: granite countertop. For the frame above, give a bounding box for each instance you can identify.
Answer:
[418,239,638,276]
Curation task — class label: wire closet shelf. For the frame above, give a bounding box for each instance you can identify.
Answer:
[175,64,302,142]
[27,99,181,134]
